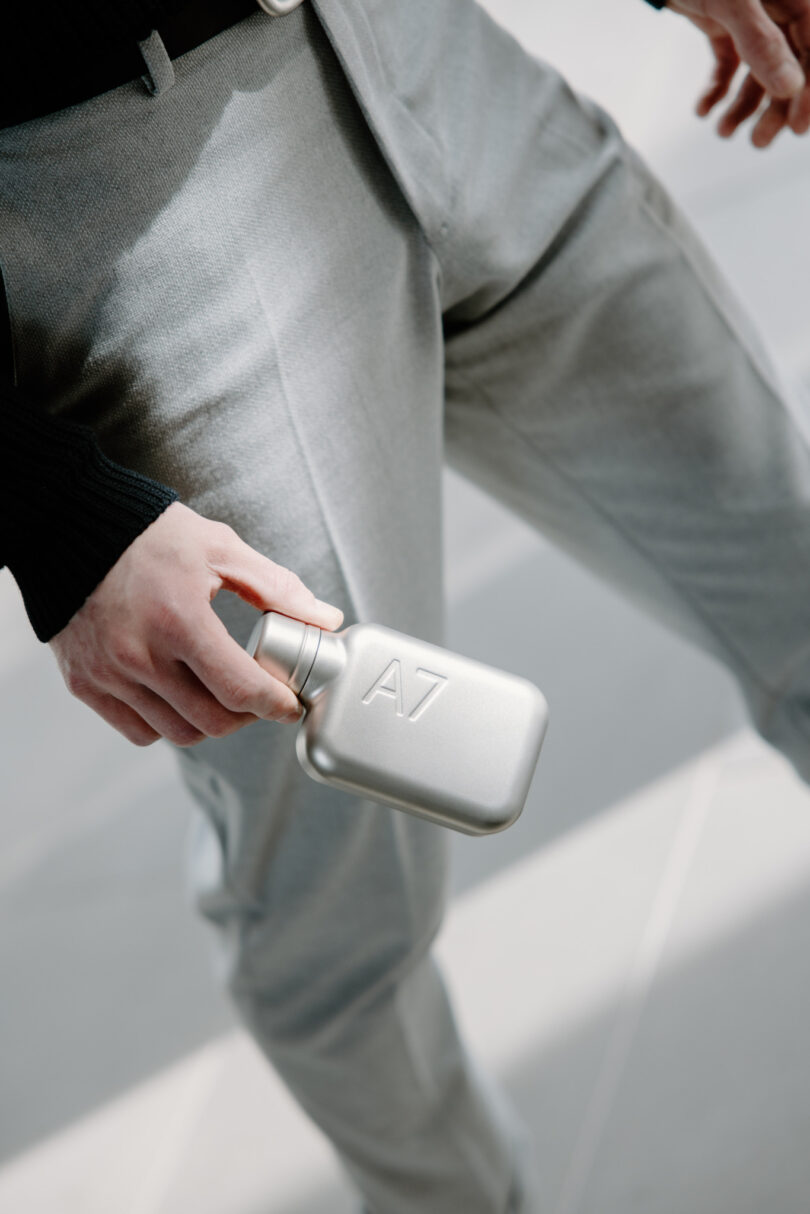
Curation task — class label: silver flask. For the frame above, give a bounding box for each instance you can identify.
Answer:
[247,612,549,835]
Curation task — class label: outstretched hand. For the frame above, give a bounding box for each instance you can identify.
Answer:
[665,0,810,145]
[49,502,344,747]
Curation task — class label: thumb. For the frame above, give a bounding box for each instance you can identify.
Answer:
[210,530,344,631]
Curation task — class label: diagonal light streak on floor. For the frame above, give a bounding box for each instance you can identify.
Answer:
[4,733,810,1212]
[553,749,720,1214]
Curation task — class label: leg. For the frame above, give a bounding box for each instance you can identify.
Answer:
[0,8,536,1212]
[319,0,810,779]
[442,110,810,780]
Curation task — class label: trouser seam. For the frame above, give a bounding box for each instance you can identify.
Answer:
[239,251,369,623]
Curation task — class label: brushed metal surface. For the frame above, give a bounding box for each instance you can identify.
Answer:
[250,613,549,834]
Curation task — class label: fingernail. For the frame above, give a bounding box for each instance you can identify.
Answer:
[773,62,804,97]
[281,708,303,724]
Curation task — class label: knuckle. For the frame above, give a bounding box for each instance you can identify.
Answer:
[109,637,146,673]
[186,702,236,738]
[750,21,787,62]
[220,679,255,712]
[274,563,304,599]
[65,669,92,699]
[113,713,160,746]
[205,715,242,739]
[148,600,187,646]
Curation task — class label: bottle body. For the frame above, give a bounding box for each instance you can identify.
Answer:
[248,613,549,835]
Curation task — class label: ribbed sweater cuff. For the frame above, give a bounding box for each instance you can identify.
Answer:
[2,395,178,642]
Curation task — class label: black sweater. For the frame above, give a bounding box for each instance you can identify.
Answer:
[3,0,663,641]
[1,2,191,642]
[1,390,178,643]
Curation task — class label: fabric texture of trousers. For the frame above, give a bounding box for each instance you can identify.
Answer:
[3,1,810,1211]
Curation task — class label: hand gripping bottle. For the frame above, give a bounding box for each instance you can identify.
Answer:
[248,612,549,835]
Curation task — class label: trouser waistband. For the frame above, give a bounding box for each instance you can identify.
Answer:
[0,0,288,130]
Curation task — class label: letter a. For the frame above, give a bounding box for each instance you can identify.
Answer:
[362,659,405,716]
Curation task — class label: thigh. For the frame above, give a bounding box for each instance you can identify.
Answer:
[0,6,451,952]
[317,0,810,769]
[442,93,810,683]
[443,116,810,757]
[0,4,446,638]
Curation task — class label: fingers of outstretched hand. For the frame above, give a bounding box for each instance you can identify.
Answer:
[697,34,742,114]
[772,5,810,128]
[787,80,810,128]
[716,0,805,95]
[751,92,792,141]
[716,71,766,133]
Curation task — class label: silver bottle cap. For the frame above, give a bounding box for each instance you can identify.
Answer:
[248,612,322,695]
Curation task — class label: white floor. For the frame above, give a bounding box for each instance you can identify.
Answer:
[3,732,810,1214]
[3,1,810,1211]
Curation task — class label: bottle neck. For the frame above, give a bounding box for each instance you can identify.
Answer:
[299,628,347,703]
[249,611,348,701]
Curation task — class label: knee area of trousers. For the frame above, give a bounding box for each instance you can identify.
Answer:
[228,949,467,1144]
[224,915,445,1054]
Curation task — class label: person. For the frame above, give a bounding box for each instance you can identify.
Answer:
[3,1,810,1209]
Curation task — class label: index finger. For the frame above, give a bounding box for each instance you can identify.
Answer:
[181,610,303,721]
[722,0,805,94]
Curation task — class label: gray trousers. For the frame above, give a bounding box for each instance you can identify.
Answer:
[4,2,810,1210]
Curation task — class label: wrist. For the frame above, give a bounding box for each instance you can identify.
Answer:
[2,395,178,640]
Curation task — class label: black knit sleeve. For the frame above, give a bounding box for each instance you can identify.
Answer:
[1,388,178,642]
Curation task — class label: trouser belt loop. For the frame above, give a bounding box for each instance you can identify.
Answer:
[138,30,176,97]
